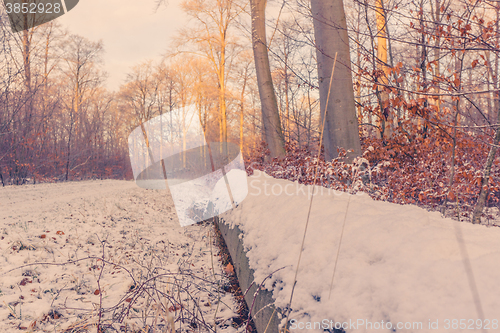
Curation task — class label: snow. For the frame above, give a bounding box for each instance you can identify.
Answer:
[3,172,500,333]
[0,180,242,332]
[220,171,500,333]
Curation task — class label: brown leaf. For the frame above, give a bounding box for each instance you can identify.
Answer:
[20,278,30,286]
[224,263,234,274]
[168,304,182,312]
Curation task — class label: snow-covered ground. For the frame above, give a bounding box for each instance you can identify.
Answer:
[221,171,500,333]
[0,180,242,332]
[3,173,500,333]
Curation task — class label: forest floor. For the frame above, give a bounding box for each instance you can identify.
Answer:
[0,180,248,333]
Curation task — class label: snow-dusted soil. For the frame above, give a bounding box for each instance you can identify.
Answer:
[221,171,500,333]
[0,180,241,332]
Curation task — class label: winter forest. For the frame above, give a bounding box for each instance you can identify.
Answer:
[1,0,500,224]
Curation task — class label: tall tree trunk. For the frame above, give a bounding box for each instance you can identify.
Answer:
[385,5,403,129]
[495,4,500,125]
[219,43,227,150]
[311,0,361,162]
[417,0,428,135]
[284,58,290,143]
[250,0,286,160]
[355,3,363,128]
[431,0,441,114]
[23,29,31,92]
[472,111,500,224]
[65,122,73,181]
[239,67,248,153]
[441,50,465,216]
[375,0,391,139]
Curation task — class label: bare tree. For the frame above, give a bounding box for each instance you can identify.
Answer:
[61,34,104,180]
[179,0,244,151]
[311,0,361,161]
[375,0,392,138]
[250,0,286,159]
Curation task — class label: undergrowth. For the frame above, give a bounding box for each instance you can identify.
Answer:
[6,221,250,333]
[245,128,500,224]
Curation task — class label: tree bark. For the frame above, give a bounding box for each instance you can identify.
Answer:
[430,0,441,114]
[472,119,500,224]
[239,66,248,153]
[311,0,361,162]
[375,0,392,139]
[250,0,286,159]
[22,29,31,92]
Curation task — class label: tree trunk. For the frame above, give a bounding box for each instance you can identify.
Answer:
[250,0,286,160]
[431,0,441,114]
[495,5,499,124]
[65,123,73,181]
[23,29,31,92]
[417,0,428,135]
[240,67,248,153]
[311,0,361,162]
[472,118,500,224]
[355,3,363,129]
[375,0,392,139]
[219,45,227,148]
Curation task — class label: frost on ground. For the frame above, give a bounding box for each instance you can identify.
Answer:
[0,180,243,333]
[221,171,500,333]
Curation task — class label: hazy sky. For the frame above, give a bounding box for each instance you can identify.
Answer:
[57,0,187,91]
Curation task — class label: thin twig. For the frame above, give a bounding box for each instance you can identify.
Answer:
[245,267,286,333]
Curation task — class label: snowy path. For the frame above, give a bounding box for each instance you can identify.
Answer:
[0,180,241,332]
